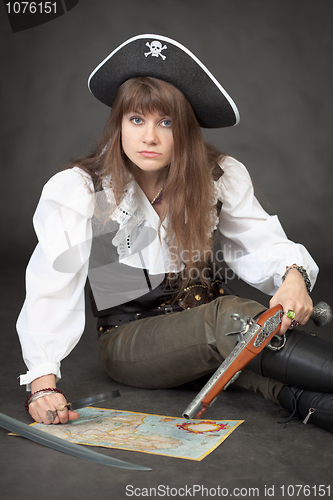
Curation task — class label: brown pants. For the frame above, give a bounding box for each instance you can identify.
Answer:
[97,295,284,404]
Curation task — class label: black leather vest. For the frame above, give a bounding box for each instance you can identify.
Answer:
[88,165,225,319]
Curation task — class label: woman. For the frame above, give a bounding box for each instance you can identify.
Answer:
[17,34,333,432]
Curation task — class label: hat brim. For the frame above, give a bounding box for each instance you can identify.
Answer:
[88,34,239,129]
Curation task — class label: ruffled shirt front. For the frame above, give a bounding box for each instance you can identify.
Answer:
[16,156,319,389]
[102,174,182,275]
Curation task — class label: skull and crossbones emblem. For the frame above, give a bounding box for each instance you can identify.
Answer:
[144,40,167,60]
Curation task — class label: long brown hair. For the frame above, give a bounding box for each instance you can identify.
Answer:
[69,77,225,280]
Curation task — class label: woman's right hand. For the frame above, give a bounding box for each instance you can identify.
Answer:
[28,374,79,425]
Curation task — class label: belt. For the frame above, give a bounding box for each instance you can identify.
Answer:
[97,304,184,336]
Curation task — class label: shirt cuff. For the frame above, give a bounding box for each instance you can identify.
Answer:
[273,259,319,293]
[19,362,61,392]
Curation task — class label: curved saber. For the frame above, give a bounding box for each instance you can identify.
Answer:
[0,412,151,470]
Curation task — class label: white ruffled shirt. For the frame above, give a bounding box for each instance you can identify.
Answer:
[16,156,319,389]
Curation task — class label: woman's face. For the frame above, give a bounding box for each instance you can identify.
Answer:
[121,110,174,174]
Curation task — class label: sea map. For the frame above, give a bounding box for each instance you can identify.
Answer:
[32,407,243,460]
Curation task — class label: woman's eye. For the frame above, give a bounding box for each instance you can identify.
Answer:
[130,117,143,125]
[161,119,172,127]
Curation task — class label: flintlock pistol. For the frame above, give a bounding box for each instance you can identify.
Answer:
[183,301,332,420]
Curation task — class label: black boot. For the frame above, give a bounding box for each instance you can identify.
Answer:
[248,329,333,392]
[278,386,333,433]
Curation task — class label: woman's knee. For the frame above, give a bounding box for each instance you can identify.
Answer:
[209,296,266,358]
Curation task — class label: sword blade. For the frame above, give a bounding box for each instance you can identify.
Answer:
[70,389,120,410]
[0,412,151,470]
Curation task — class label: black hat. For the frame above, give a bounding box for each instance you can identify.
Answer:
[88,34,239,128]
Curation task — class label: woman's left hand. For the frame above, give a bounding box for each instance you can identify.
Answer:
[270,268,313,334]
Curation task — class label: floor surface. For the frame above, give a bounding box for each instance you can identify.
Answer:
[1,263,332,500]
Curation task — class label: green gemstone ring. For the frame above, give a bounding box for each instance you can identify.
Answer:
[286,309,296,320]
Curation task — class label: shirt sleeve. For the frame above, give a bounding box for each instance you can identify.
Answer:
[16,167,94,390]
[216,156,319,295]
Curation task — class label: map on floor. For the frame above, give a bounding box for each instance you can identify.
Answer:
[31,407,243,460]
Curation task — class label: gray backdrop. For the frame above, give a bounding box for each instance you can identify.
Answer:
[1,0,332,274]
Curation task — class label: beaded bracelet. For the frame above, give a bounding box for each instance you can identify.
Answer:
[282,265,311,295]
[25,387,65,412]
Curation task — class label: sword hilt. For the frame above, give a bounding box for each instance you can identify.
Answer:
[310,301,332,327]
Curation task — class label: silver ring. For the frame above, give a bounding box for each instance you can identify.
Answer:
[46,409,58,422]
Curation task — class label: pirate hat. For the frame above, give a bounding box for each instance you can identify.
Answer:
[88,34,239,128]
